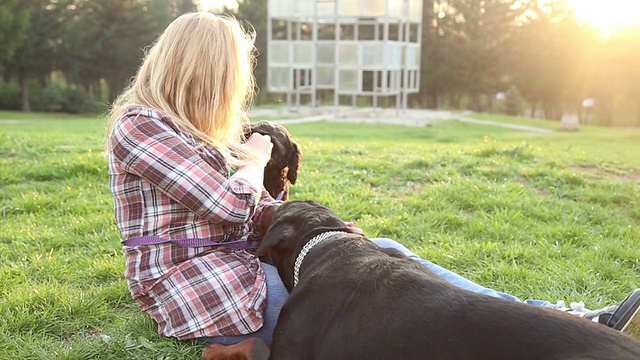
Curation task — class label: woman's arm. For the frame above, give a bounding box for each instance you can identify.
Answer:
[109,113,261,224]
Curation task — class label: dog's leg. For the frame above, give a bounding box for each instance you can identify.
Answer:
[201,338,270,360]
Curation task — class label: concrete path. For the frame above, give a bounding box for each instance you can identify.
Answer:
[250,106,556,134]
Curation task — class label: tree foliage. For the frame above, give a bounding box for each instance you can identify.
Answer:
[0,0,183,110]
[0,0,639,125]
[411,0,640,125]
[0,0,30,66]
[225,0,270,104]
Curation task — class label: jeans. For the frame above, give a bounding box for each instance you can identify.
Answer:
[199,238,555,346]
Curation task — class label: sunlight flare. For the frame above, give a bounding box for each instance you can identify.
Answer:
[566,0,640,36]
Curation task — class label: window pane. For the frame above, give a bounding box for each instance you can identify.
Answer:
[316,66,335,86]
[269,67,290,89]
[294,44,313,65]
[362,44,383,67]
[363,0,386,16]
[338,70,358,91]
[338,44,359,66]
[270,43,290,65]
[317,44,335,64]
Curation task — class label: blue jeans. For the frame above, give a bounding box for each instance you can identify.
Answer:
[199,238,555,346]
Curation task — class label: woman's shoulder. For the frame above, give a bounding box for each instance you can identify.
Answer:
[115,104,185,136]
[121,105,171,124]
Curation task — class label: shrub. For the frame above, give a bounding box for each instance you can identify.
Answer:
[0,82,105,114]
[504,86,526,116]
[0,83,22,110]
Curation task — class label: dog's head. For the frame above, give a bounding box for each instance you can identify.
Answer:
[257,200,350,290]
[243,121,301,200]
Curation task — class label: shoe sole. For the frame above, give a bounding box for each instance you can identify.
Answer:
[622,303,640,341]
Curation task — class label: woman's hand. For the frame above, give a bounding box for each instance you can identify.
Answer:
[345,221,364,235]
[244,133,273,167]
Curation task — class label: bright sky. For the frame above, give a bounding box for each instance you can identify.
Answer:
[566,0,640,37]
[198,0,640,37]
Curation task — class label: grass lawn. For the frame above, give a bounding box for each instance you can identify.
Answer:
[1,112,639,359]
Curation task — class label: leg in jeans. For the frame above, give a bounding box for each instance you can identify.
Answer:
[371,238,556,308]
[372,238,640,328]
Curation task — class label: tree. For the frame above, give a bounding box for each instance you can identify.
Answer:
[452,0,525,111]
[506,1,592,120]
[415,0,525,111]
[504,85,525,116]
[169,0,197,17]
[231,0,269,103]
[2,0,73,111]
[589,25,640,126]
[0,0,30,74]
[415,0,436,108]
[60,0,172,102]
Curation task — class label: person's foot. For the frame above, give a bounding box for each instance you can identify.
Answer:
[581,289,640,340]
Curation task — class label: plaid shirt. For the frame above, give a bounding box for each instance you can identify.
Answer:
[108,105,280,340]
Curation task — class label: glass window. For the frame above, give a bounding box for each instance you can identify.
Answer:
[269,67,290,89]
[270,43,290,65]
[363,0,386,16]
[338,44,359,67]
[317,44,335,65]
[316,66,335,86]
[338,70,358,91]
[362,44,383,67]
[294,44,313,65]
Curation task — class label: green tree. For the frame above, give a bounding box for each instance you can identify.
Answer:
[453,0,525,111]
[61,0,172,102]
[589,25,640,126]
[416,0,525,111]
[230,0,269,104]
[504,85,525,116]
[2,0,74,111]
[417,0,434,108]
[508,1,595,120]
[170,0,197,16]
[415,0,463,108]
[0,0,30,74]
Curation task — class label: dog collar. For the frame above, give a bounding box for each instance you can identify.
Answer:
[293,231,346,288]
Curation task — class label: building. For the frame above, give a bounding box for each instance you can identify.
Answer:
[267,0,423,111]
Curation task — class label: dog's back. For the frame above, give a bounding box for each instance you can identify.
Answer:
[273,238,640,360]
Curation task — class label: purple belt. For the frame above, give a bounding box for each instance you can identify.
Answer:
[122,236,259,249]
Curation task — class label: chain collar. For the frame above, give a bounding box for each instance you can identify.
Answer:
[293,231,346,288]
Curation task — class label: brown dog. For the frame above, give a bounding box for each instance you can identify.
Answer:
[243,121,301,201]
[254,200,640,360]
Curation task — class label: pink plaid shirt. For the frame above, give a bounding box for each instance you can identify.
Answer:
[108,105,280,340]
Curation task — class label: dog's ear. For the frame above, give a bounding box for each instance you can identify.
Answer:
[257,222,296,256]
[242,123,253,141]
[286,142,301,184]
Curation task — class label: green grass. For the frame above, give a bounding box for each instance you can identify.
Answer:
[1,112,639,359]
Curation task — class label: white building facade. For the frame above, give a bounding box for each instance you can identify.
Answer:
[267,0,423,111]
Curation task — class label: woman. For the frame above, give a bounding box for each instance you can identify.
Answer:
[106,12,639,347]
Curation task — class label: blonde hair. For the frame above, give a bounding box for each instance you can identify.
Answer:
[106,12,256,167]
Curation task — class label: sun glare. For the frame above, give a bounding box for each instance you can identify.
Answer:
[565,0,640,37]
